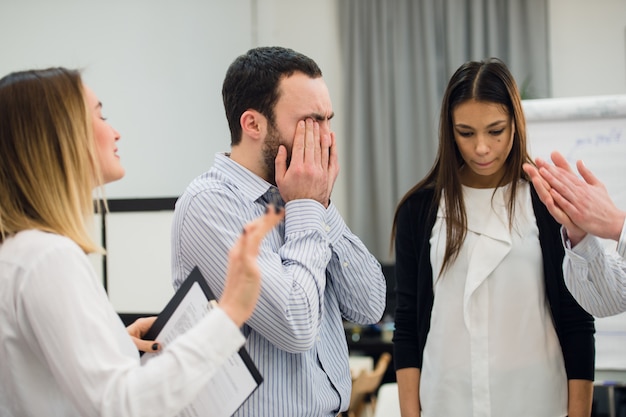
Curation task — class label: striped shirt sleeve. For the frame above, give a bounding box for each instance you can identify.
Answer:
[562,224,626,317]
[324,203,386,324]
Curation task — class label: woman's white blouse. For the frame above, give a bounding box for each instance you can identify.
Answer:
[0,229,245,417]
[420,182,567,417]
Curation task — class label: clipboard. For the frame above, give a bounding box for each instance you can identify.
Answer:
[140,266,262,417]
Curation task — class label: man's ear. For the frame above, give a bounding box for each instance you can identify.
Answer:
[240,110,266,141]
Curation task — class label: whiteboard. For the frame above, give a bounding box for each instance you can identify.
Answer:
[523,95,626,370]
[106,211,175,313]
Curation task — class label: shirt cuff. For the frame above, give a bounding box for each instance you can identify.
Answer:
[560,226,572,250]
[561,226,598,255]
[565,230,604,273]
[325,202,348,246]
[283,199,327,236]
[192,306,246,356]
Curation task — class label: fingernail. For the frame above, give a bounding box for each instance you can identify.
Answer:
[152,343,159,351]
[265,204,272,214]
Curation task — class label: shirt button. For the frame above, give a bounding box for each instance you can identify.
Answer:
[324,224,330,232]
[343,262,349,268]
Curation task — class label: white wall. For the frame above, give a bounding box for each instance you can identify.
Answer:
[549,0,626,97]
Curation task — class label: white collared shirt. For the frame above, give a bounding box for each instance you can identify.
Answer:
[420,182,567,417]
[0,229,245,417]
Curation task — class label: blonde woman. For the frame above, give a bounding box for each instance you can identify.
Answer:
[0,67,283,417]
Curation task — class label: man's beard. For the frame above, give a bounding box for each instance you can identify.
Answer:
[262,122,290,185]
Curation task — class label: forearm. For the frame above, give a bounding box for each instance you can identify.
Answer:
[396,368,421,417]
[567,379,593,417]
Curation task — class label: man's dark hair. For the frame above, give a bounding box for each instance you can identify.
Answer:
[222,46,322,146]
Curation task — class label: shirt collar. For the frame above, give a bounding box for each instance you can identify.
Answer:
[213,152,274,203]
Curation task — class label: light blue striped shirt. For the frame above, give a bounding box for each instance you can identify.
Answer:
[563,222,626,317]
[171,153,386,417]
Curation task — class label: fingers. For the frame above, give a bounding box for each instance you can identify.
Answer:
[244,206,285,253]
[126,316,160,353]
[139,316,157,332]
[229,207,285,268]
[288,119,314,168]
[310,119,321,166]
[550,151,575,174]
[277,120,306,187]
[328,132,339,176]
[522,162,540,181]
[524,162,572,225]
[291,118,320,167]
[536,159,575,198]
[131,337,161,353]
[533,157,548,169]
[276,118,331,205]
[275,145,288,183]
[126,316,157,337]
[576,159,601,187]
[304,119,314,164]
[532,158,581,231]
[523,162,552,198]
[292,120,306,158]
[543,188,577,229]
[320,131,331,171]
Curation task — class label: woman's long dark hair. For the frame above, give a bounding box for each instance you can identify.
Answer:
[391,58,533,274]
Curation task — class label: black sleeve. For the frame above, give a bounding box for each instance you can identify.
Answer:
[393,192,435,370]
[558,272,596,380]
[532,185,596,380]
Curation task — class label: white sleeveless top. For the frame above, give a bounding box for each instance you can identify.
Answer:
[420,181,567,417]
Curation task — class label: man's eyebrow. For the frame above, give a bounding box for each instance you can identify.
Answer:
[307,112,335,121]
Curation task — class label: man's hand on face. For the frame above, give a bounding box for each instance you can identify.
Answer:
[275,118,339,208]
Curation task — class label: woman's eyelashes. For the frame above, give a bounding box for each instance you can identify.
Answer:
[455,128,506,138]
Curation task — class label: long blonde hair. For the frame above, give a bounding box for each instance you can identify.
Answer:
[0,68,104,253]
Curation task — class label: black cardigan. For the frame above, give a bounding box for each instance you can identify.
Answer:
[393,184,595,380]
